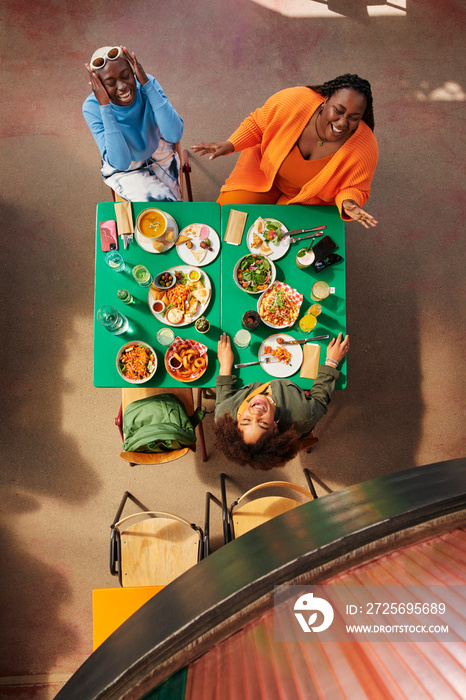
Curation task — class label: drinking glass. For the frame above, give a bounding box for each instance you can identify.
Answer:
[132,264,152,287]
[104,250,126,272]
[96,306,129,334]
[156,327,175,346]
[234,329,251,349]
[311,281,330,302]
[296,247,315,269]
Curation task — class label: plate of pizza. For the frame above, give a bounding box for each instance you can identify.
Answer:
[176,223,220,266]
[148,265,212,326]
[246,217,290,261]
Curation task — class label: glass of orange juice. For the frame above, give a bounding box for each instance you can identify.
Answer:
[298,314,317,333]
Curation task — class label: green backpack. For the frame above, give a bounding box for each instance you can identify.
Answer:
[122,394,205,453]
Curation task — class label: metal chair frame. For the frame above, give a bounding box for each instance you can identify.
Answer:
[110,491,207,587]
[219,470,318,544]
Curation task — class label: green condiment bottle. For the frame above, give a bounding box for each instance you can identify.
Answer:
[117,289,134,305]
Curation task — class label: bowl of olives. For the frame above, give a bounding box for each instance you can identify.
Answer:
[152,270,176,290]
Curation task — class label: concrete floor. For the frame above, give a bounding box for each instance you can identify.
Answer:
[1,0,465,697]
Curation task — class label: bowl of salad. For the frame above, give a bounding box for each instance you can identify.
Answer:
[116,341,157,384]
[233,254,276,294]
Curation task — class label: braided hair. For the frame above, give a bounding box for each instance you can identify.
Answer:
[308,74,374,131]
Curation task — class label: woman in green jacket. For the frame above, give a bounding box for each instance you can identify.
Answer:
[213,332,349,469]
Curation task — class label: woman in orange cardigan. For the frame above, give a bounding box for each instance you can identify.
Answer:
[192,74,378,228]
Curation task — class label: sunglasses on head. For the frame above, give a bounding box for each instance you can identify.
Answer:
[90,46,123,70]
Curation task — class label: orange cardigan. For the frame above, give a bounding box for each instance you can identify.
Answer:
[222,87,378,219]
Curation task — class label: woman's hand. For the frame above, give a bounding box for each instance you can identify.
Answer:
[342,199,378,229]
[326,333,350,363]
[85,64,110,106]
[121,46,148,85]
[217,333,234,375]
[191,141,235,160]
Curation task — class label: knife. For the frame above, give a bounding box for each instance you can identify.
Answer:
[290,232,325,244]
[234,358,280,369]
[284,225,326,238]
[279,335,330,345]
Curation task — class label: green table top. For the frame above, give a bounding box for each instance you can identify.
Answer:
[94,202,221,388]
[220,204,347,389]
[94,202,346,389]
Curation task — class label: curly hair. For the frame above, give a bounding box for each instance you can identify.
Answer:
[308,73,375,131]
[213,414,300,470]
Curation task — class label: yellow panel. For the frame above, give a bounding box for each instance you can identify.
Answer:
[92,586,164,650]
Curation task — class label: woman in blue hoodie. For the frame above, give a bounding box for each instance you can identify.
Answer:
[83,46,183,201]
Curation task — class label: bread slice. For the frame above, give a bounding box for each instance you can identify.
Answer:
[163,229,175,243]
[192,287,210,304]
[152,239,165,252]
[175,234,192,246]
[260,241,272,255]
[191,249,207,264]
[252,232,262,248]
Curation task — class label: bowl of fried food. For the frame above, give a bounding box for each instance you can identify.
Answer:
[116,341,157,384]
[164,337,208,382]
[257,281,303,329]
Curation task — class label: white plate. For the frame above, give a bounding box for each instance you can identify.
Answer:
[247,218,290,261]
[258,334,303,378]
[257,285,301,329]
[148,265,212,327]
[176,223,220,266]
[135,212,179,254]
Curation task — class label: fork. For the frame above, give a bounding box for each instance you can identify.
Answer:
[234,357,279,369]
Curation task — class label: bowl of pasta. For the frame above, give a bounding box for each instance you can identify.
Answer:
[116,341,157,384]
[257,282,303,329]
[164,337,208,382]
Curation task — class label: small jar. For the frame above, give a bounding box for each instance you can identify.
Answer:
[242,310,261,330]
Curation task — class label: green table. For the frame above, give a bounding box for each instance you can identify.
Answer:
[94,202,221,387]
[220,204,347,389]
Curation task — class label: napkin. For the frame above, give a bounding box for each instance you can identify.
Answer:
[114,201,134,236]
[300,343,321,379]
[224,209,248,245]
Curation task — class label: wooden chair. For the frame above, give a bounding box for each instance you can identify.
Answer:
[219,470,317,544]
[110,491,205,587]
[115,386,207,465]
[112,143,193,203]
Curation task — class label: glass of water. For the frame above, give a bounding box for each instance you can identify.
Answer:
[96,306,129,334]
[104,250,126,272]
[132,264,152,287]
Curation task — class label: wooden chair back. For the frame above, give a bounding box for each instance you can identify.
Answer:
[230,480,314,540]
[115,511,201,587]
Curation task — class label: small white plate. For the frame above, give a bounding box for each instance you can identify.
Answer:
[247,218,290,261]
[148,265,212,327]
[258,334,303,378]
[176,224,220,266]
[135,212,179,254]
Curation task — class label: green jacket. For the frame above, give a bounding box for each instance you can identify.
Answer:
[215,365,339,438]
[123,394,204,453]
